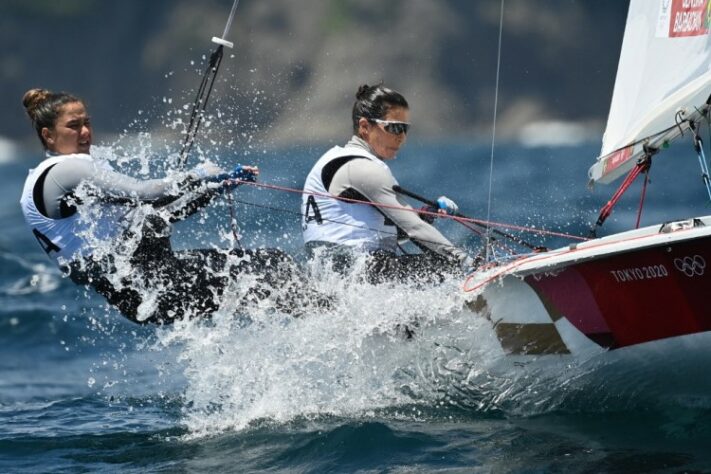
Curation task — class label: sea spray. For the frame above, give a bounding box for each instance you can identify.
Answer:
[145,261,477,435]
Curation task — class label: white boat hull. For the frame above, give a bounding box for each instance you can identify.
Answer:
[465,216,711,355]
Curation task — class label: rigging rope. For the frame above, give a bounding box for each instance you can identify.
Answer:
[484,0,505,262]
[591,111,711,236]
[393,184,544,251]
[227,179,589,244]
[690,121,711,202]
[596,121,686,165]
[177,47,224,169]
[174,0,241,244]
[177,0,240,170]
[589,152,652,236]
[229,196,532,259]
[635,167,650,229]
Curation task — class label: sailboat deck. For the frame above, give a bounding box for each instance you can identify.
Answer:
[509,215,711,276]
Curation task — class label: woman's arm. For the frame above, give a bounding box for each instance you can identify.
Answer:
[43,156,215,219]
[330,159,470,264]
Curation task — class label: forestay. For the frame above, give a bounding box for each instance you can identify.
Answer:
[589,0,711,184]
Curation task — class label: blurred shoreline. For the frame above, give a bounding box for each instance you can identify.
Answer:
[2,1,626,147]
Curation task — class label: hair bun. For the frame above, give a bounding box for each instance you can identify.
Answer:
[356,84,373,100]
[22,88,51,115]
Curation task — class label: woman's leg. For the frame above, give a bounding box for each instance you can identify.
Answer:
[366,250,459,284]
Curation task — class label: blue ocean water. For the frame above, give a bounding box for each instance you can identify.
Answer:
[2,138,711,473]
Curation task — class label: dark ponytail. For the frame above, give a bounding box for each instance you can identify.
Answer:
[351,83,408,133]
[22,88,82,148]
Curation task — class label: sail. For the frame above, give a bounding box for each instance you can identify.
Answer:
[589,0,711,184]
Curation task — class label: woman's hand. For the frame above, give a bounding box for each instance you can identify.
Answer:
[190,162,259,186]
[229,164,259,182]
[436,196,458,215]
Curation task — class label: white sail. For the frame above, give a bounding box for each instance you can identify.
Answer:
[589,0,711,184]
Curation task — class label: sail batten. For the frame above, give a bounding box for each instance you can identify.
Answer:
[589,0,711,184]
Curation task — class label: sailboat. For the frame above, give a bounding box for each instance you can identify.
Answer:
[466,0,711,356]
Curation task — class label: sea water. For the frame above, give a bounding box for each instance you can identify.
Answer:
[2,139,711,473]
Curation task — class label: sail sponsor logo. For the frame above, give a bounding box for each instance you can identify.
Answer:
[673,255,706,277]
[602,146,632,177]
[658,0,711,38]
[609,264,669,283]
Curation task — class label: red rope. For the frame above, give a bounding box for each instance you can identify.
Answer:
[635,170,650,229]
[594,158,650,229]
[227,179,590,243]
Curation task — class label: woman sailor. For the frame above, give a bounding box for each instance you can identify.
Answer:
[301,83,475,282]
[20,88,305,323]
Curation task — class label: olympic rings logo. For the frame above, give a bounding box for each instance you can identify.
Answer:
[673,255,706,277]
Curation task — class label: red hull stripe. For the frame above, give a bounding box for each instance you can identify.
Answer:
[524,239,711,349]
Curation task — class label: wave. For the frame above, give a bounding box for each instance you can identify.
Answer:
[0,394,183,472]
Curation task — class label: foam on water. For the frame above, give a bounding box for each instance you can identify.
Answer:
[143,251,711,438]
[138,261,616,437]
[147,262,467,435]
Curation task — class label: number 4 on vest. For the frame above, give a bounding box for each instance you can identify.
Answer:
[33,228,61,255]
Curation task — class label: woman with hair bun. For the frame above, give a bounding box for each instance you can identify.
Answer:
[19,88,308,323]
[301,83,474,282]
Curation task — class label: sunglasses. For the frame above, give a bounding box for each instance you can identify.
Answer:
[371,118,410,135]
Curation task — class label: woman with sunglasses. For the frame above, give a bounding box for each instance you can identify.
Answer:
[21,88,315,323]
[301,83,474,282]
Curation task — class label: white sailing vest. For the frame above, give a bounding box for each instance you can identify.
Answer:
[19,154,123,267]
[301,145,397,252]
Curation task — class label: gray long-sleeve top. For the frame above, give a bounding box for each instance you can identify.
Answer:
[328,136,469,264]
[40,156,206,220]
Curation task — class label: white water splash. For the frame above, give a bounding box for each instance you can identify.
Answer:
[142,250,711,438]
[147,259,495,436]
